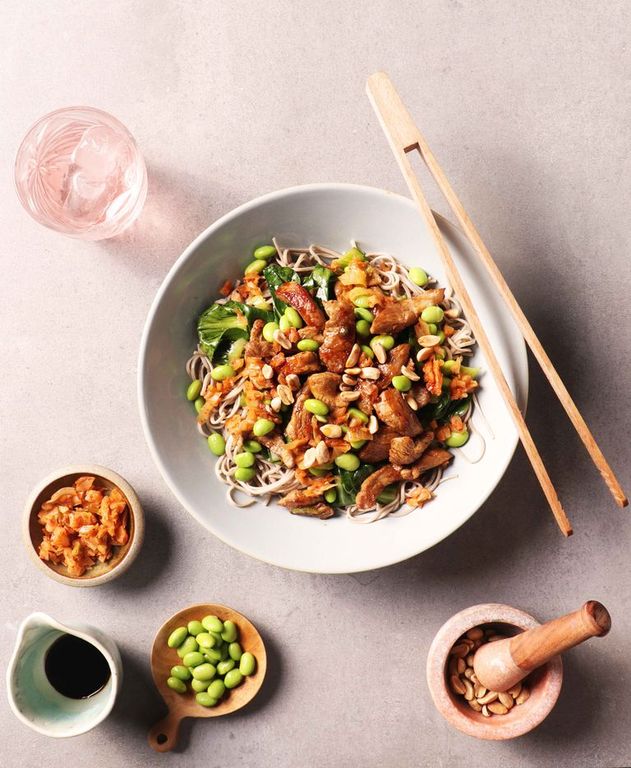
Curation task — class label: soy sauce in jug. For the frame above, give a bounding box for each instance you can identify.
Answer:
[45,634,111,699]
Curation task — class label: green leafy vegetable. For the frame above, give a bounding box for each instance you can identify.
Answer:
[197,303,248,361]
[262,264,300,316]
[302,266,335,301]
[336,463,376,506]
[223,300,274,326]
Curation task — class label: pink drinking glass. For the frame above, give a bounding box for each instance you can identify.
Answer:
[15,107,147,240]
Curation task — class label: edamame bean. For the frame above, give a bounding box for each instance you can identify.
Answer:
[421,305,444,324]
[436,331,445,344]
[204,648,223,663]
[167,676,187,694]
[461,365,479,379]
[324,488,337,504]
[192,662,217,682]
[350,439,367,449]
[445,429,469,448]
[354,307,374,323]
[194,397,205,413]
[239,652,256,676]
[348,407,368,424]
[196,632,216,649]
[221,620,238,643]
[392,375,412,392]
[361,344,375,360]
[426,323,437,335]
[309,467,330,477]
[170,665,192,681]
[210,630,225,644]
[353,294,372,309]
[409,267,429,287]
[235,467,256,482]
[279,314,292,332]
[253,245,276,260]
[183,651,205,668]
[335,453,360,471]
[207,432,226,456]
[224,669,244,689]
[187,620,204,636]
[262,321,279,343]
[211,364,234,382]
[371,335,395,351]
[202,616,224,633]
[305,399,329,416]
[167,626,188,649]
[186,379,202,401]
[191,678,210,692]
[207,679,226,699]
[253,418,275,437]
[176,636,199,658]
[441,360,459,374]
[243,440,262,453]
[297,339,320,352]
[244,259,267,275]
[228,642,243,661]
[355,319,371,337]
[284,307,303,329]
[217,659,235,675]
[235,451,255,468]
[196,692,218,707]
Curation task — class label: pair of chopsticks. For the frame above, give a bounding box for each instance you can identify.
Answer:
[366,72,627,536]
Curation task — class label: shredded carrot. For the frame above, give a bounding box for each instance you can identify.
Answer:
[219,280,233,297]
[422,354,443,396]
[450,373,478,400]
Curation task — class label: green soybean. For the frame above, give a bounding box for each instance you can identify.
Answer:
[354,307,374,323]
[187,379,202,401]
[355,319,371,337]
[445,430,470,448]
[309,467,330,477]
[392,375,412,392]
[436,331,445,344]
[239,652,256,676]
[426,323,438,335]
[170,665,191,681]
[304,399,329,416]
[176,636,199,658]
[187,620,204,636]
[196,692,218,707]
[235,467,256,482]
[207,679,226,699]
[348,407,368,424]
[324,488,337,504]
[243,440,262,453]
[221,620,238,643]
[421,305,444,324]
[353,294,372,309]
[279,314,292,332]
[228,642,243,661]
[204,648,223,663]
[441,360,459,374]
[350,439,367,450]
[253,245,276,260]
[211,364,234,382]
[191,678,210,692]
[207,433,226,456]
[361,344,375,360]
[196,632,216,649]
[262,321,279,343]
[285,307,303,329]
[297,339,320,352]
[224,669,244,689]
[371,334,395,351]
[335,453,360,471]
[253,418,275,437]
[244,259,267,275]
[194,397,205,413]
[235,451,255,468]
[461,365,479,379]
[202,615,224,633]
[167,676,187,694]
[183,651,205,668]
[217,659,235,675]
[192,662,216,681]
[167,626,188,649]
[409,267,429,286]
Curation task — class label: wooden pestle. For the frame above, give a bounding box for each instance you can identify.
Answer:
[473,601,611,692]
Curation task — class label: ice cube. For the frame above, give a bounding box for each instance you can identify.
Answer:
[71,125,125,182]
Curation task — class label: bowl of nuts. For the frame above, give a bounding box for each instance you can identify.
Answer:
[426,603,563,740]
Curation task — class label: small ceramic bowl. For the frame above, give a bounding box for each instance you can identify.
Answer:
[23,465,144,586]
[426,604,563,740]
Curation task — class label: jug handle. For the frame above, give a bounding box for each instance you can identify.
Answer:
[148,711,183,752]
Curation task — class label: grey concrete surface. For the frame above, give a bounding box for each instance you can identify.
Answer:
[1,2,630,766]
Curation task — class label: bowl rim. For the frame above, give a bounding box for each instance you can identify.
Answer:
[137,182,528,573]
[23,464,144,586]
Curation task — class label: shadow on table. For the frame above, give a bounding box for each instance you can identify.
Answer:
[109,647,163,738]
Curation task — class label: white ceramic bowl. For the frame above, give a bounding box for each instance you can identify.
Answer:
[139,184,527,573]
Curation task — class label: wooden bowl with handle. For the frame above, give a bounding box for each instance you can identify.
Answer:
[149,603,267,752]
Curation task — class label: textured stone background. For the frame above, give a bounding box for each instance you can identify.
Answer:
[1,2,630,766]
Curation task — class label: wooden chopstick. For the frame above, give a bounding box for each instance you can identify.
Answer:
[367,72,627,515]
[366,71,574,536]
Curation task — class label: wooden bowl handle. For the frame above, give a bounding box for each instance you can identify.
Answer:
[148,711,183,753]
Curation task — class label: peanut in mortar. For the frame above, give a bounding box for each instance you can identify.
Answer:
[447,626,531,717]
